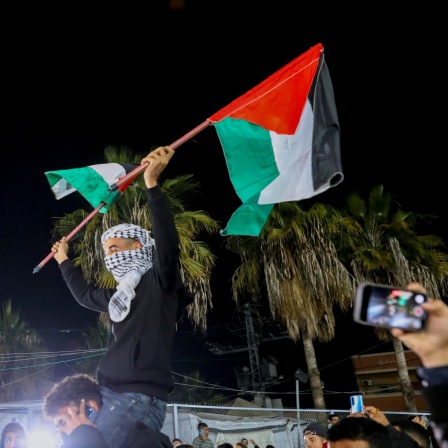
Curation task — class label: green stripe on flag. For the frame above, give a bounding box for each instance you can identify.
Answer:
[222,200,275,237]
[45,167,113,212]
[214,118,279,236]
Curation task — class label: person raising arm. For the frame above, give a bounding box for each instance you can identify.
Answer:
[391,282,448,448]
[51,146,193,448]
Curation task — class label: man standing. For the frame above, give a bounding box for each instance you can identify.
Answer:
[192,423,214,448]
[51,146,193,448]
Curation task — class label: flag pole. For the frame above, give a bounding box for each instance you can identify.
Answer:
[109,120,211,190]
[33,120,211,274]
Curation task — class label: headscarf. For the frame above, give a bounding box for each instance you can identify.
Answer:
[101,224,154,322]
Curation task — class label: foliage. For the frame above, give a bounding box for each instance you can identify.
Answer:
[0,299,52,401]
[337,184,448,331]
[225,200,355,414]
[335,184,448,412]
[226,201,355,342]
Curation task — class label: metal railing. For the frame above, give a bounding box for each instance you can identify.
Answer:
[163,403,430,448]
[0,400,431,448]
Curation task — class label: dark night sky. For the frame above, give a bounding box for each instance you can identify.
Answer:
[0,2,443,408]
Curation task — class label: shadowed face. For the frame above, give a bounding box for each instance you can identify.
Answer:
[3,431,26,448]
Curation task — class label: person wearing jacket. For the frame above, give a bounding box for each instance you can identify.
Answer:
[50,146,192,448]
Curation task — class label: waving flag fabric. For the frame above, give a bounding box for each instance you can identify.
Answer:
[208,43,343,236]
[45,162,138,212]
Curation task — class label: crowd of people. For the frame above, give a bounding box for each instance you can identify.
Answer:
[302,411,435,447]
[169,424,275,448]
[0,415,435,448]
[2,148,447,447]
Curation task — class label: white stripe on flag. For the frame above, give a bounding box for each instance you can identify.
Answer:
[89,163,127,186]
[51,179,76,199]
[258,99,315,204]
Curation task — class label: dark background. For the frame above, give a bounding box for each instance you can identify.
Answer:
[0,1,443,409]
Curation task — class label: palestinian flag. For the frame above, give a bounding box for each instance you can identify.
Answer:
[45,163,138,212]
[208,43,343,236]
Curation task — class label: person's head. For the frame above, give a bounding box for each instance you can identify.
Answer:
[172,438,182,447]
[235,444,246,448]
[1,422,28,448]
[327,416,394,448]
[197,422,209,437]
[329,413,341,425]
[218,444,234,448]
[391,419,431,448]
[42,373,102,435]
[101,223,155,322]
[240,439,248,446]
[101,223,153,257]
[303,423,327,447]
